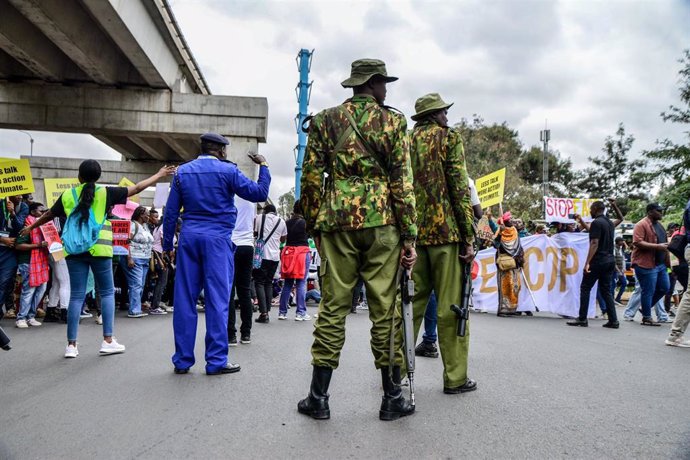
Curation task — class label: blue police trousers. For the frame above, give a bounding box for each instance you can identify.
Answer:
[172,233,234,373]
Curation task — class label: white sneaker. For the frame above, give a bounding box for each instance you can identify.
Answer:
[295,313,312,321]
[65,344,79,358]
[99,338,126,355]
[27,318,42,327]
[278,313,287,320]
[96,315,103,325]
[164,306,174,313]
[665,336,690,347]
[15,319,28,328]
[623,316,635,321]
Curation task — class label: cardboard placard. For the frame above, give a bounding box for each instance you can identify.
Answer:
[111,220,131,256]
[112,200,139,220]
[153,183,170,208]
[0,159,35,198]
[43,178,80,207]
[39,221,65,261]
[544,197,600,223]
[475,168,506,208]
[119,177,138,202]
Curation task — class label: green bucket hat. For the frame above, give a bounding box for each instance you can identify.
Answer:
[341,58,398,88]
[411,93,454,121]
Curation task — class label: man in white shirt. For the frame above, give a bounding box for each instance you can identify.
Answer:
[253,204,287,323]
[228,197,257,344]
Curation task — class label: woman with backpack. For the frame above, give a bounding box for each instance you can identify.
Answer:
[121,206,155,318]
[21,160,174,358]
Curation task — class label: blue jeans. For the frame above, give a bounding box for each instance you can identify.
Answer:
[66,256,115,342]
[614,272,628,302]
[306,289,321,303]
[624,281,668,321]
[634,265,670,320]
[0,248,17,318]
[422,291,438,344]
[17,264,47,321]
[120,257,150,315]
[279,253,310,315]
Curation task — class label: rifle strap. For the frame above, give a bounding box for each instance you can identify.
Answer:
[388,266,404,386]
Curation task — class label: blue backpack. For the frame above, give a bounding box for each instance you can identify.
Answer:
[62,187,106,255]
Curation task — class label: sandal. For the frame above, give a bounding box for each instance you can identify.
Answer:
[641,318,661,327]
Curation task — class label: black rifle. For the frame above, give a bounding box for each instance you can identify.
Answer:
[0,325,11,351]
[400,269,416,407]
[451,255,472,337]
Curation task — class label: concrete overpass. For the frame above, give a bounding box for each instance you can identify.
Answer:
[0,0,267,166]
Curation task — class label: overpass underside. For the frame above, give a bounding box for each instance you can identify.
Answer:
[0,0,268,163]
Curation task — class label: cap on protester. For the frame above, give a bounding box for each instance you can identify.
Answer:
[200,132,230,145]
[667,222,680,232]
[615,236,624,243]
[646,203,664,213]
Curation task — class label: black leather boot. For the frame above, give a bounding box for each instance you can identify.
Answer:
[43,307,59,323]
[297,366,332,420]
[380,367,415,421]
[59,309,68,324]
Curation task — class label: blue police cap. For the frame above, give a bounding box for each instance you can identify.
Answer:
[199,132,229,145]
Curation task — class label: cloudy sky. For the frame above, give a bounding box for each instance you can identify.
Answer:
[2,0,689,202]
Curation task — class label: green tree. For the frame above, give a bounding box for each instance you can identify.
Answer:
[516,146,577,196]
[278,187,295,219]
[573,123,649,214]
[644,49,690,215]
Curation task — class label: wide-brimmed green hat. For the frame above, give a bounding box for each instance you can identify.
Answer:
[341,59,398,88]
[411,93,454,121]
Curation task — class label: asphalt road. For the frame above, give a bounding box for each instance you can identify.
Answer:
[0,305,688,460]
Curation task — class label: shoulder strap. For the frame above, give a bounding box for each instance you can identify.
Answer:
[263,217,280,242]
[339,106,389,173]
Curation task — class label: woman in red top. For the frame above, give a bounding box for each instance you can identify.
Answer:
[278,201,311,321]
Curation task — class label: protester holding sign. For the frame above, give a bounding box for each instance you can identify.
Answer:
[567,201,620,328]
[14,203,50,328]
[120,206,154,318]
[21,159,174,358]
[409,92,477,396]
[494,212,525,317]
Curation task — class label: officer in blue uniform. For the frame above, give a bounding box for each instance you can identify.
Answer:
[163,132,270,375]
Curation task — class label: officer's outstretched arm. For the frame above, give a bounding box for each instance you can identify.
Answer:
[230,166,270,203]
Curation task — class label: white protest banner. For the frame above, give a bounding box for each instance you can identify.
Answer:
[471,233,597,318]
[544,197,600,223]
[153,183,170,208]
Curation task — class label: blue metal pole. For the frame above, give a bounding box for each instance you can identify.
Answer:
[294,48,313,200]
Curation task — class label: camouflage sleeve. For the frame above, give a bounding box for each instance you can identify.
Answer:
[445,129,474,245]
[300,113,327,234]
[387,113,417,241]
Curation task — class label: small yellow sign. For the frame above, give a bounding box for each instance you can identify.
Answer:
[475,167,506,208]
[44,178,81,207]
[119,177,138,202]
[0,159,35,198]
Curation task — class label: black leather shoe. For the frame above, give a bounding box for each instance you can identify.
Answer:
[255,314,269,323]
[174,368,189,374]
[207,363,241,375]
[415,341,439,358]
[444,378,478,394]
[298,366,332,420]
[379,367,415,421]
[566,319,588,327]
[602,321,620,329]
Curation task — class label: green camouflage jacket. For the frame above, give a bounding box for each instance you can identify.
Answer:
[301,94,417,240]
[410,120,474,246]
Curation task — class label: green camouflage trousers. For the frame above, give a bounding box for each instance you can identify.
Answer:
[311,225,403,369]
[412,244,470,387]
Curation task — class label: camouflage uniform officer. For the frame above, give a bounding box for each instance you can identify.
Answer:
[298,59,418,421]
[409,93,478,394]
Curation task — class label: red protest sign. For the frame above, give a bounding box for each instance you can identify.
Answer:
[40,221,65,261]
[111,220,131,256]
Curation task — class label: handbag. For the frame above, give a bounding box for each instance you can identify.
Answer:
[497,253,517,271]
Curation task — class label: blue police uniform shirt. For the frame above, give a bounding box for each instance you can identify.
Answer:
[162,155,270,251]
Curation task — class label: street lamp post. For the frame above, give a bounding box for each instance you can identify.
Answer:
[17,130,34,157]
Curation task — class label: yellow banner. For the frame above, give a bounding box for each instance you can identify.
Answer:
[119,177,138,202]
[475,167,506,208]
[44,178,81,207]
[0,159,34,198]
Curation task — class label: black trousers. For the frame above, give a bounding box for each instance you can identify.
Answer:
[579,260,617,322]
[253,259,279,315]
[228,245,254,336]
[151,258,169,310]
